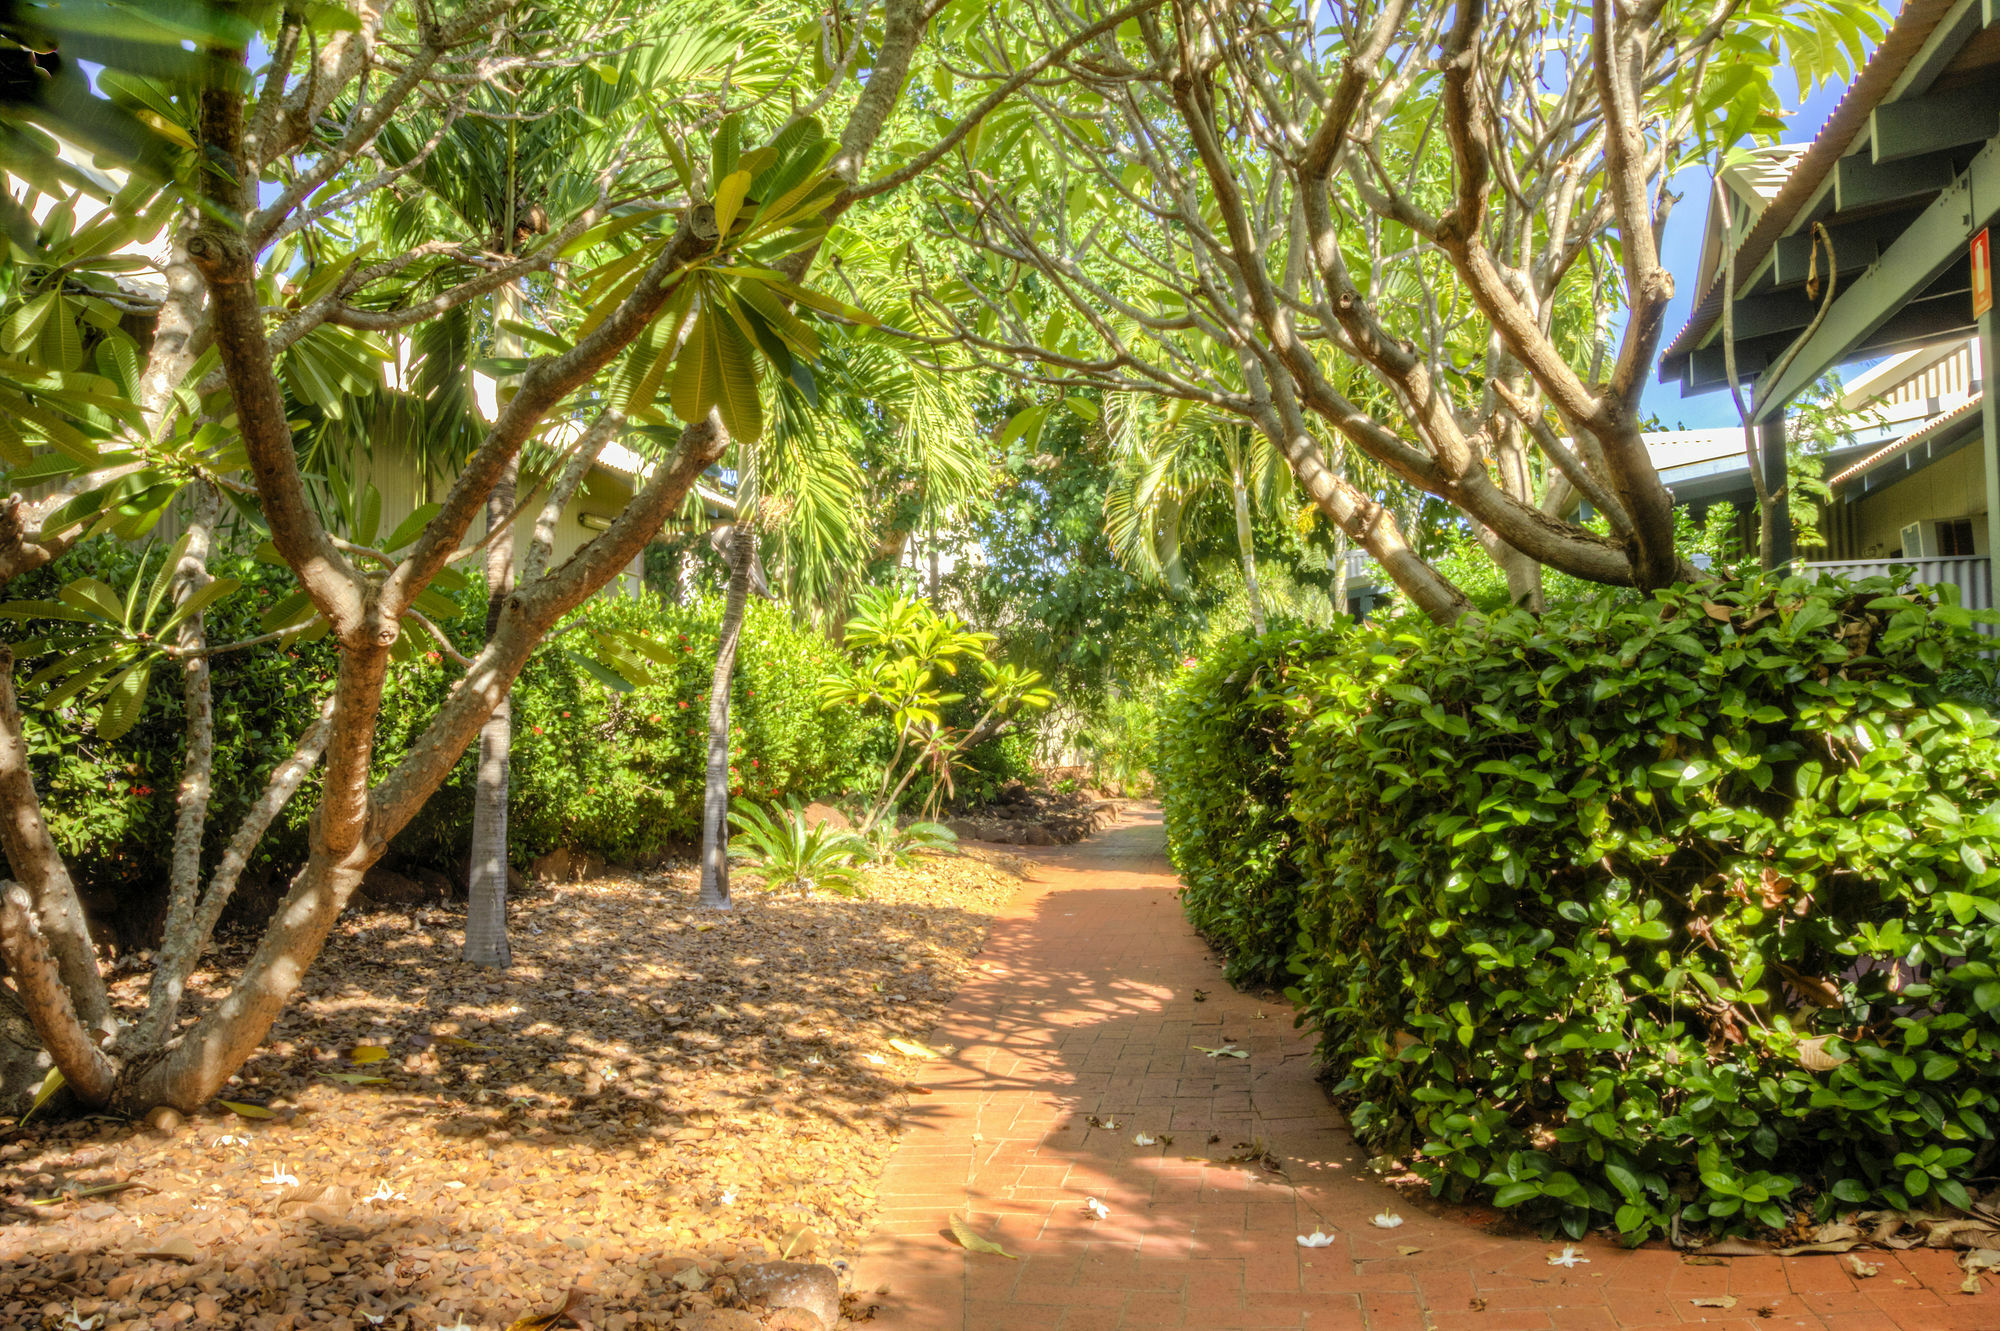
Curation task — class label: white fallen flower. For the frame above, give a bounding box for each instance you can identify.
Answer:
[1296,1231,1337,1248]
[211,1134,251,1150]
[1084,1197,1110,1220]
[263,1162,300,1188]
[864,1053,886,1066]
[436,1321,474,1331]
[363,1179,406,1204]
[1547,1246,1590,1268]
[1369,1212,1403,1229]
[718,1189,736,1205]
[1132,1132,1157,1146]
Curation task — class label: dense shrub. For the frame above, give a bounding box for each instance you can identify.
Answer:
[7,541,337,904]
[1286,576,2000,1242]
[1156,623,1349,985]
[8,537,880,907]
[392,591,879,866]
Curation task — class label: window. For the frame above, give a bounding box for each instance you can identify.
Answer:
[1937,518,1977,557]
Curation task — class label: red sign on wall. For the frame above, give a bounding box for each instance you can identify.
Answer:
[1975,229,1993,317]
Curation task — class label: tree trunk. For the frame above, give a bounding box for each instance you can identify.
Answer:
[698,520,755,910]
[1254,376,1473,624]
[119,417,732,1115]
[0,648,111,1041]
[463,461,518,968]
[1229,467,1268,635]
[464,273,522,970]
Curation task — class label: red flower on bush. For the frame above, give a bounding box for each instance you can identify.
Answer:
[533,725,545,735]
[132,786,154,797]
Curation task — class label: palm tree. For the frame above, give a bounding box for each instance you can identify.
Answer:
[758,339,991,625]
[1103,397,1292,635]
[691,313,993,908]
[697,438,757,910]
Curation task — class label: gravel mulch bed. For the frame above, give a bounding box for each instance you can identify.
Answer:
[0,847,1031,1330]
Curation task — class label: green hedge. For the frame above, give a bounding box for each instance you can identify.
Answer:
[1161,576,2000,1242]
[9,539,880,904]
[1156,624,1348,985]
[1294,577,2000,1241]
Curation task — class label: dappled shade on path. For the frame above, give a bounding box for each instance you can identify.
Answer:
[851,810,1984,1331]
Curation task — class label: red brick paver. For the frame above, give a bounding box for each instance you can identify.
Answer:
[849,809,1981,1330]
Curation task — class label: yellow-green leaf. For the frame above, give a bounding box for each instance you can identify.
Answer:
[23,1066,64,1122]
[949,1214,1018,1259]
[671,308,723,425]
[58,576,122,622]
[349,1045,391,1064]
[709,307,762,443]
[217,1099,277,1119]
[322,1072,389,1086]
[713,169,753,239]
[95,663,151,742]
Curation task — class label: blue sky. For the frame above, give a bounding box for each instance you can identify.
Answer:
[1640,79,1863,430]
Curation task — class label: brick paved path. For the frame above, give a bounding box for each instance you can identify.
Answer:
[849,808,1982,1330]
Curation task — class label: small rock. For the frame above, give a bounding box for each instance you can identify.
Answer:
[192,1296,221,1322]
[145,1106,185,1137]
[801,803,851,832]
[1015,823,1055,847]
[761,1309,826,1331]
[672,1264,710,1292]
[738,1262,840,1331]
[684,1312,763,1331]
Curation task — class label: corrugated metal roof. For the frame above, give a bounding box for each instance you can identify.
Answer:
[1659,0,1962,367]
[1827,391,1985,486]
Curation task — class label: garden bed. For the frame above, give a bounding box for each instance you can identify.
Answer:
[0,847,1031,1330]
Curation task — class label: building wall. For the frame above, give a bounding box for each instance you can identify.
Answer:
[1847,444,1989,558]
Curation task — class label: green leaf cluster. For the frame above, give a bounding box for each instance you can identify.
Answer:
[1162,573,2000,1243]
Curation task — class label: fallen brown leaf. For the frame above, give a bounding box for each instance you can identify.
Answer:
[131,1235,202,1264]
[505,1285,588,1331]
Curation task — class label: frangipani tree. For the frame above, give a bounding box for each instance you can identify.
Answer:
[820,590,1054,833]
[0,0,962,1116]
[917,0,1881,620]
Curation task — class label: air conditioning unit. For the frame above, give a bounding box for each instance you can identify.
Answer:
[1901,521,1937,558]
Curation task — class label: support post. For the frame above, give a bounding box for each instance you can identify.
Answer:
[1759,414,1794,572]
[1980,306,2000,583]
